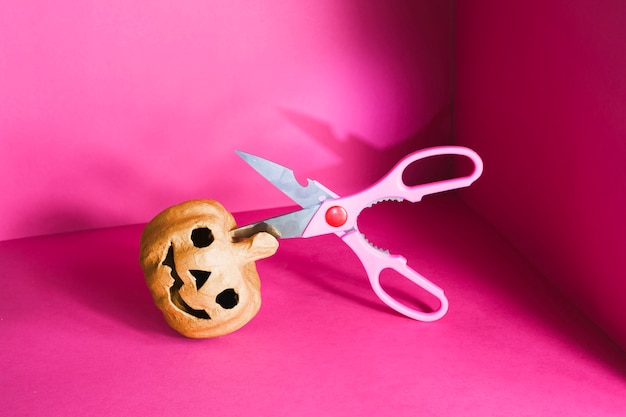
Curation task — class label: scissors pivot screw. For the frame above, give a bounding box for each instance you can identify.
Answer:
[325,206,348,227]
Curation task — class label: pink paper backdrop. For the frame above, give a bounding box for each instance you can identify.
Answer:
[0,0,452,241]
[3,0,626,354]
[454,1,626,349]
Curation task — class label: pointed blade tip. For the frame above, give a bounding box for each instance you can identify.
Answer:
[235,150,257,162]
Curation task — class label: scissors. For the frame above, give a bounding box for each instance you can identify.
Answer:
[230,146,483,321]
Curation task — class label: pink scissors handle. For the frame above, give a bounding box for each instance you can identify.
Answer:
[341,230,448,321]
[300,146,483,321]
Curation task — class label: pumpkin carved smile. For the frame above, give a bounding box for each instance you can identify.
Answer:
[162,245,212,320]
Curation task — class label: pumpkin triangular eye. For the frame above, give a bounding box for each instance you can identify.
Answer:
[191,227,214,248]
[189,270,211,290]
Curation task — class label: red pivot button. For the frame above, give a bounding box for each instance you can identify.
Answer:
[325,206,348,227]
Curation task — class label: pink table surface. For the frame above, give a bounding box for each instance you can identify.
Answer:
[2,195,626,416]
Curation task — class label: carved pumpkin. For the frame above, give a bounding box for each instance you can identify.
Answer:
[139,200,278,338]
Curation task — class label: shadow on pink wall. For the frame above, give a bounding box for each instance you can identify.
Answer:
[278,108,453,189]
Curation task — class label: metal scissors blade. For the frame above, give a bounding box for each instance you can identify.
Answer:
[231,206,318,240]
[235,151,337,208]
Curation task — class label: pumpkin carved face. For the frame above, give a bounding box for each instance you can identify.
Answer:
[140,200,278,338]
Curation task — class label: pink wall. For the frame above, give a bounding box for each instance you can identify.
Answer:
[0,1,452,241]
[454,1,626,349]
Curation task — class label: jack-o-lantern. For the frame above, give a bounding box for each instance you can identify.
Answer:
[139,200,278,338]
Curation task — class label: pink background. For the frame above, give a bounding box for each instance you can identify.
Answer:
[1,0,452,241]
[2,1,626,415]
